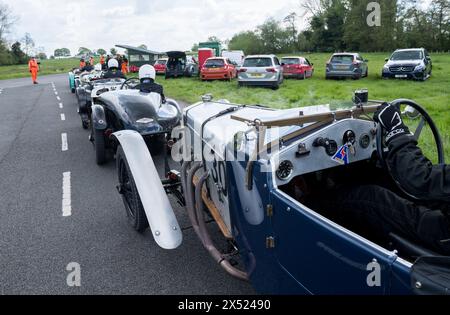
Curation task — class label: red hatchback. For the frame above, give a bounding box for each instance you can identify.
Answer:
[201,57,237,81]
[154,58,168,75]
[281,56,314,80]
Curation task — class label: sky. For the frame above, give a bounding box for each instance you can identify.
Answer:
[5,0,309,56]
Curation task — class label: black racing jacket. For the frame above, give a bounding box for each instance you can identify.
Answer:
[103,69,126,79]
[387,135,450,213]
[135,80,166,103]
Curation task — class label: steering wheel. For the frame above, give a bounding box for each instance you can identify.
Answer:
[376,99,445,170]
[120,78,140,90]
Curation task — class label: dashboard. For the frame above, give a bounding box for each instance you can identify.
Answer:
[273,119,377,187]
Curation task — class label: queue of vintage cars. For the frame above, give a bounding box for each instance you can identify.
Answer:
[65,46,444,295]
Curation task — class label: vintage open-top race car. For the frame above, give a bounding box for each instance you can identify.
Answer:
[112,91,449,295]
[78,77,125,129]
[90,78,182,165]
[69,68,81,93]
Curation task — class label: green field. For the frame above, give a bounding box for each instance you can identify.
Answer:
[0,58,95,80]
[156,52,450,162]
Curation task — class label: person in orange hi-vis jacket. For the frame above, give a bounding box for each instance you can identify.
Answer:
[121,57,129,75]
[28,56,39,84]
[80,58,86,69]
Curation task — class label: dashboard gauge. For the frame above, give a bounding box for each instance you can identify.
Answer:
[276,160,294,181]
[359,134,371,149]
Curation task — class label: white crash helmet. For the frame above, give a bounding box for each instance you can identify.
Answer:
[94,63,102,71]
[108,58,119,69]
[139,64,156,80]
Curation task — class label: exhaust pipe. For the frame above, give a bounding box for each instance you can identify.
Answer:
[194,169,249,281]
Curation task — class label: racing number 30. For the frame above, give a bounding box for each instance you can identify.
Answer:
[211,157,228,198]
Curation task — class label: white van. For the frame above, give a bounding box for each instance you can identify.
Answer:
[221,50,245,67]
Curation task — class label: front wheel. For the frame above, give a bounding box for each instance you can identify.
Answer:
[117,146,149,233]
[93,128,107,165]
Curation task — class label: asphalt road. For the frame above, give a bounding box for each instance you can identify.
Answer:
[0,74,254,295]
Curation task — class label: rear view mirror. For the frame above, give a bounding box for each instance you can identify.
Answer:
[281,63,285,66]
[364,59,369,63]
[385,58,389,62]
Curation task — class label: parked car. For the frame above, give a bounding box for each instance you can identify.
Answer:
[222,50,245,67]
[165,51,199,79]
[326,53,368,80]
[154,58,168,75]
[238,55,284,89]
[281,56,314,80]
[200,57,237,81]
[382,48,432,81]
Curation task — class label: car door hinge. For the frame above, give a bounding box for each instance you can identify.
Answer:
[266,237,276,249]
[266,204,274,217]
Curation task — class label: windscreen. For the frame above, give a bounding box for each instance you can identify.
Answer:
[331,55,354,64]
[155,60,167,65]
[243,58,272,67]
[281,58,300,65]
[391,50,423,61]
[204,59,225,68]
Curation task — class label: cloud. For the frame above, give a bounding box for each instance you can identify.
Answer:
[6,0,306,56]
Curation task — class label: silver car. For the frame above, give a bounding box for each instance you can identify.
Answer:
[326,53,369,80]
[238,55,284,89]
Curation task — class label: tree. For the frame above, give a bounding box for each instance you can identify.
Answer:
[21,32,35,56]
[257,18,290,53]
[0,2,17,41]
[228,31,263,55]
[10,41,26,64]
[78,47,91,55]
[37,52,47,60]
[191,43,199,52]
[138,44,148,50]
[110,48,117,55]
[283,12,299,52]
[207,36,222,43]
[97,48,107,55]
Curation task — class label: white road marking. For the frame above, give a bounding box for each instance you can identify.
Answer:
[55,91,58,95]
[59,103,63,109]
[61,114,66,121]
[61,133,68,151]
[57,96,61,101]
[62,172,72,217]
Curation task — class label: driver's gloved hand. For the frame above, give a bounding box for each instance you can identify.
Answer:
[374,103,411,144]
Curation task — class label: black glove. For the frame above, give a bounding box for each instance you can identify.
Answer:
[374,103,410,144]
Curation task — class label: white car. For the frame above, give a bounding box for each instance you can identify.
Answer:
[238,55,284,90]
[222,50,245,67]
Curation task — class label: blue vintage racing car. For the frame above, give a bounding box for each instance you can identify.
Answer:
[112,91,449,295]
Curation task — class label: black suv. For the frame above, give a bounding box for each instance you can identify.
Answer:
[382,48,432,81]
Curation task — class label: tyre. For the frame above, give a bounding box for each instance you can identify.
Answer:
[82,120,89,130]
[271,83,279,90]
[365,69,369,77]
[71,88,75,93]
[116,146,149,233]
[238,82,244,87]
[93,128,107,165]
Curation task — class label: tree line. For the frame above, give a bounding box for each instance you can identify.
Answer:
[227,0,450,54]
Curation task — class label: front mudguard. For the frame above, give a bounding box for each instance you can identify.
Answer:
[113,130,182,250]
[91,104,107,130]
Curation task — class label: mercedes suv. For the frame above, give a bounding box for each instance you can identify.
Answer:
[382,48,432,81]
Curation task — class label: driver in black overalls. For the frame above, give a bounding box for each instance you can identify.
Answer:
[103,58,127,79]
[134,64,166,103]
[309,103,450,255]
